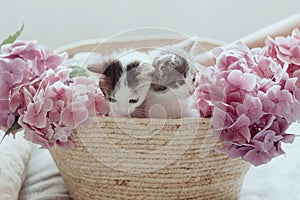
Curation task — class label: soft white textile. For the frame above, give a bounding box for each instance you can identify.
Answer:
[0,132,33,200]
[19,147,71,200]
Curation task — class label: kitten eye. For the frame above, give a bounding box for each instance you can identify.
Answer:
[107,97,117,103]
[176,80,185,86]
[129,98,139,104]
[192,77,196,82]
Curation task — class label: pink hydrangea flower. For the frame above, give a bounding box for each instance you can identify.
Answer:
[1,40,42,60]
[1,40,67,78]
[258,85,294,118]
[236,96,263,123]
[60,102,89,129]
[53,124,73,143]
[18,69,109,148]
[227,70,257,92]
[222,114,251,143]
[214,42,256,72]
[34,48,67,76]
[0,71,17,130]
[259,28,300,77]
[194,99,213,118]
[22,90,53,128]
[242,137,276,166]
[253,56,285,81]
[0,72,13,99]
[196,30,300,166]
[211,106,234,134]
[273,36,300,65]
[0,111,15,131]
[45,81,73,105]
[0,39,109,149]
[0,58,27,85]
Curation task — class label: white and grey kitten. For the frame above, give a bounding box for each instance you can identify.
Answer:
[87,50,154,118]
[144,37,200,119]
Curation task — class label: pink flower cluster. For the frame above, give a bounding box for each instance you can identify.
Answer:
[255,28,300,87]
[0,40,66,131]
[0,40,109,149]
[196,29,300,166]
[18,70,109,148]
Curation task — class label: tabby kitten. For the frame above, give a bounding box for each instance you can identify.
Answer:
[144,37,200,119]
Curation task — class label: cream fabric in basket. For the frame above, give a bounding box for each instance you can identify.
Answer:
[0,132,33,200]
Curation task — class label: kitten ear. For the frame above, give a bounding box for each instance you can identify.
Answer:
[87,61,106,74]
[176,36,198,53]
[155,63,171,78]
[154,54,175,76]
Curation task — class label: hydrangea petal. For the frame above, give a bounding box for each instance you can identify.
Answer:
[60,102,89,129]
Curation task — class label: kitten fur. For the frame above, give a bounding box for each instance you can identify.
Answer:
[88,49,154,118]
[144,37,200,119]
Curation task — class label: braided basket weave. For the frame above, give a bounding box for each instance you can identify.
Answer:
[49,36,250,200]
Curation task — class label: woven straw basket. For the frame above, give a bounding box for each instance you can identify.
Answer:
[49,36,250,200]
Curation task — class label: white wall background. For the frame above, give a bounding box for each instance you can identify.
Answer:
[1,1,300,48]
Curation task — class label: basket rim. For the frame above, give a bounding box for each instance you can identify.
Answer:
[89,116,211,123]
[54,36,225,54]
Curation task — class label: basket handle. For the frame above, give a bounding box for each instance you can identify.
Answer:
[197,12,300,66]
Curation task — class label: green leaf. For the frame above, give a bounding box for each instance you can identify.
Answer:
[0,23,25,49]
[69,66,90,78]
[0,118,22,143]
